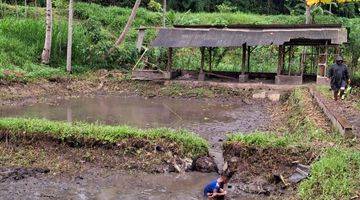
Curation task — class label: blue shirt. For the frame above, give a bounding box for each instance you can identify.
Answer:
[203,180,220,196]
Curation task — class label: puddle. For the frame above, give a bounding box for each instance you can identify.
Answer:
[0,95,273,200]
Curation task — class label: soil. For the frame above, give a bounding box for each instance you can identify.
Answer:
[0,133,191,174]
[223,143,316,199]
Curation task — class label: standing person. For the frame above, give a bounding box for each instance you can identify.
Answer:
[203,174,228,200]
[327,56,350,101]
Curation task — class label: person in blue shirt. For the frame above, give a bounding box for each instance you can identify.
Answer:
[203,175,228,200]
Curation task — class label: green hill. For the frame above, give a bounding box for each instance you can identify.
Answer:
[0,2,359,81]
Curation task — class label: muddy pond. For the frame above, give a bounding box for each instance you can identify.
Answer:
[0,95,274,200]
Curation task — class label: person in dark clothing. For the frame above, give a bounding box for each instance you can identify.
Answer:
[327,56,350,101]
[203,175,228,200]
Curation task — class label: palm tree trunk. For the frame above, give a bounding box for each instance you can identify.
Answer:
[66,0,74,73]
[305,3,312,24]
[109,0,141,53]
[41,0,53,64]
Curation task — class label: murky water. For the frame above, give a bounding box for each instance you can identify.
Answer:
[0,95,271,140]
[0,95,272,200]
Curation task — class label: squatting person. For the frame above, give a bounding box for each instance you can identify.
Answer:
[203,174,229,200]
[327,56,350,101]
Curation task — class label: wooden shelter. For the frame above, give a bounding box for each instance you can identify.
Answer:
[138,24,348,84]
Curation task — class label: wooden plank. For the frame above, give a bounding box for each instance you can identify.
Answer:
[136,28,145,51]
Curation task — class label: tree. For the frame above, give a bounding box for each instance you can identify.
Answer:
[66,0,74,73]
[109,0,141,54]
[306,0,356,6]
[41,0,53,64]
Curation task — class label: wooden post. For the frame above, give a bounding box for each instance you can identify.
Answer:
[247,46,251,72]
[288,46,292,76]
[277,45,284,75]
[200,47,205,73]
[242,43,247,75]
[208,47,212,72]
[198,47,205,81]
[167,47,173,72]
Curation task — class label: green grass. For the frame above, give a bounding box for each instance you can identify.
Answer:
[0,64,65,82]
[299,148,360,200]
[226,132,289,148]
[0,117,209,157]
[0,2,359,80]
[316,85,333,100]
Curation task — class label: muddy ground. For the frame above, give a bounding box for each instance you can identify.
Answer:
[0,78,282,199]
[223,143,316,199]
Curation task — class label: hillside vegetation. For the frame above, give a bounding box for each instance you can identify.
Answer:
[0,2,359,82]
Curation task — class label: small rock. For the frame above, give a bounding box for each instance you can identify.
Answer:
[267,93,281,102]
[155,145,164,152]
[252,91,266,99]
[194,156,218,173]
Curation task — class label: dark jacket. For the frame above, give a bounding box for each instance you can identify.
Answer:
[327,63,349,90]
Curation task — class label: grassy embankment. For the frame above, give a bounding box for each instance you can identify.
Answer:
[225,88,360,199]
[0,117,208,158]
[0,2,359,82]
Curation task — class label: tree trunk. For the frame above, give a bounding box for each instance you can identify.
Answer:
[66,0,74,73]
[24,0,27,17]
[163,0,166,27]
[41,0,53,64]
[305,3,312,24]
[34,0,39,19]
[267,0,271,14]
[110,0,141,53]
[350,54,359,78]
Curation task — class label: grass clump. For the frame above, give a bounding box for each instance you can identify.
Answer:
[299,148,360,200]
[316,85,333,100]
[226,132,288,148]
[0,117,209,157]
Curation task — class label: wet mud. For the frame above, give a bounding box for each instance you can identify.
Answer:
[0,95,275,199]
[223,143,316,199]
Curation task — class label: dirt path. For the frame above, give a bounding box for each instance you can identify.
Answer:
[314,88,360,135]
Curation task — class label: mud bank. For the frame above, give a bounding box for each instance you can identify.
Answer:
[223,143,315,198]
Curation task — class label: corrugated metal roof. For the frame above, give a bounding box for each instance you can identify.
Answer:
[151,26,348,47]
[173,24,343,29]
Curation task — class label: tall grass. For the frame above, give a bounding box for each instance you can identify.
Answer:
[0,117,209,157]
